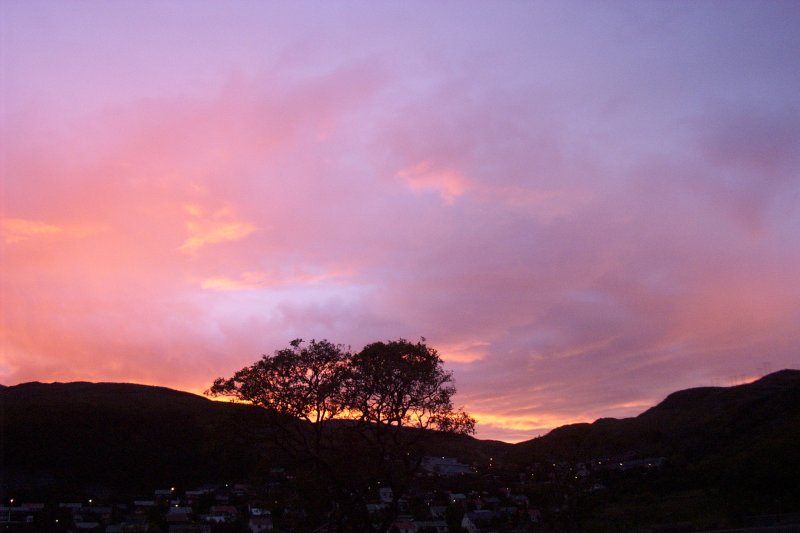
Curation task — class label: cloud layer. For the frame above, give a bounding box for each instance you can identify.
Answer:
[2,1,799,441]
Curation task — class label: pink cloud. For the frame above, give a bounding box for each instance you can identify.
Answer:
[2,2,799,442]
[686,104,800,233]
[397,161,471,205]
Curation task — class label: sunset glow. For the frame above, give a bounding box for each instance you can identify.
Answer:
[2,1,799,442]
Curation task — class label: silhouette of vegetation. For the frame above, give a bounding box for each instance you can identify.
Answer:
[4,369,799,530]
[207,338,475,531]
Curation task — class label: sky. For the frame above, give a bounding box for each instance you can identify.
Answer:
[2,1,799,442]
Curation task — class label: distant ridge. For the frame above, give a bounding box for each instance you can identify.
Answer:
[506,369,800,517]
[1,381,280,500]
[2,370,799,513]
[0,380,503,500]
[512,369,800,456]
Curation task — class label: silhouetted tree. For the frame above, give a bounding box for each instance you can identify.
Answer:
[208,338,475,531]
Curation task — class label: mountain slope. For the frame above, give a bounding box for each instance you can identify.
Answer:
[3,371,799,513]
[508,369,800,516]
[1,381,277,499]
[511,369,800,461]
[0,381,506,500]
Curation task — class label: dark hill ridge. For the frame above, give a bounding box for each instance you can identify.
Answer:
[510,369,800,463]
[507,370,800,516]
[0,380,506,500]
[1,381,281,499]
[4,380,214,410]
[2,370,799,509]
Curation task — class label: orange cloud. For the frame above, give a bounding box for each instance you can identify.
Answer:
[179,205,257,252]
[1,218,62,243]
[1,218,110,244]
[200,275,267,291]
[438,339,489,364]
[199,268,352,291]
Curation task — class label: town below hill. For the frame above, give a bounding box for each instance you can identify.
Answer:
[2,370,800,531]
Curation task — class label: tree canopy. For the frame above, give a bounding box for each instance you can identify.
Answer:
[208,338,474,433]
[208,338,475,531]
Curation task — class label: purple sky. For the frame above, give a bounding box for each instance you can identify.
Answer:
[2,1,799,441]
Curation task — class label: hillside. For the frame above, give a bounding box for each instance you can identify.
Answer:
[3,371,799,519]
[0,382,280,500]
[508,369,800,519]
[511,369,800,461]
[0,381,505,500]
